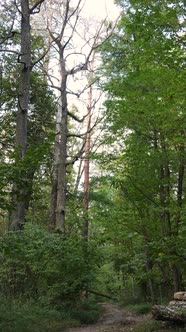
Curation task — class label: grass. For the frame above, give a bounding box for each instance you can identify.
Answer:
[126,303,152,315]
[132,321,162,332]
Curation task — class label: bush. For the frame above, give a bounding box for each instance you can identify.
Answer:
[0,297,78,332]
[0,297,102,332]
[0,224,99,303]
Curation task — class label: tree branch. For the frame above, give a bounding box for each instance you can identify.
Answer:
[66,139,86,166]
[67,111,87,123]
[30,0,46,14]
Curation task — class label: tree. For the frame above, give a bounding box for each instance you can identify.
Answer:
[45,0,110,231]
[0,0,58,230]
[2,0,46,230]
[100,0,186,297]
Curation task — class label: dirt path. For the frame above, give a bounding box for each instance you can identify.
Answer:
[68,303,150,332]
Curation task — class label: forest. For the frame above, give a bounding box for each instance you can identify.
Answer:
[0,0,186,331]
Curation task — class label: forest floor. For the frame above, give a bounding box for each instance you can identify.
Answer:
[68,303,186,332]
[67,302,183,332]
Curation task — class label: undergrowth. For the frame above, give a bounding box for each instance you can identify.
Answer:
[132,321,162,332]
[0,297,101,332]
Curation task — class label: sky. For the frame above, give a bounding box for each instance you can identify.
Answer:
[83,0,119,20]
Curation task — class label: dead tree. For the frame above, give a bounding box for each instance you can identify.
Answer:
[46,0,112,231]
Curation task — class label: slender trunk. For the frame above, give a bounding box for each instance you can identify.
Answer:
[49,104,61,230]
[159,135,171,236]
[55,53,67,231]
[74,158,84,194]
[83,98,91,240]
[170,143,185,292]
[142,226,155,302]
[176,143,184,228]
[171,263,182,292]
[83,54,95,240]
[10,0,31,230]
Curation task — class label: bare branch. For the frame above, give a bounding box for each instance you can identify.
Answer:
[67,111,87,123]
[14,0,22,15]
[31,44,51,68]
[30,0,46,14]
[66,139,86,166]
[63,12,79,49]
[67,115,103,139]
[62,0,83,48]
[0,49,19,55]
[58,0,70,44]
[67,133,85,139]
[47,25,61,48]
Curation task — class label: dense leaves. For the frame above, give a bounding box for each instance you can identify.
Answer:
[0,224,97,298]
[98,0,186,299]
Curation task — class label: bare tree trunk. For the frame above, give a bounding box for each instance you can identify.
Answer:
[49,104,61,230]
[170,143,185,292]
[176,143,185,228]
[83,89,92,240]
[83,54,95,240]
[10,0,31,230]
[55,54,68,231]
[47,0,107,231]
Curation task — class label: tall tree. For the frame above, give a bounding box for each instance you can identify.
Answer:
[0,0,49,230]
[46,0,109,231]
[100,0,186,295]
[9,0,32,230]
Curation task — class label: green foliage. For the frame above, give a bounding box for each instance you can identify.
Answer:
[98,0,186,300]
[0,298,71,332]
[0,224,99,302]
[0,297,102,332]
[0,223,103,329]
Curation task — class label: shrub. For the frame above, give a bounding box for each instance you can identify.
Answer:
[0,224,99,304]
[0,297,76,332]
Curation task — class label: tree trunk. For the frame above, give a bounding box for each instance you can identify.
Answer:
[83,53,95,240]
[9,0,31,230]
[55,53,67,231]
[142,226,155,302]
[152,304,186,323]
[176,143,185,228]
[49,104,61,230]
[171,263,183,293]
[83,89,91,240]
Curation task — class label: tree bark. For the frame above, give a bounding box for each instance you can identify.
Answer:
[83,83,92,240]
[49,104,61,230]
[55,53,68,231]
[152,304,186,323]
[176,143,185,228]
